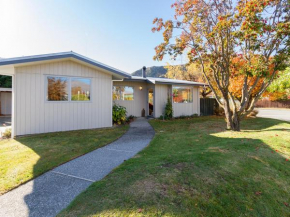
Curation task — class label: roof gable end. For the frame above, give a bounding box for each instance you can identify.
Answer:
[0,52,130,79]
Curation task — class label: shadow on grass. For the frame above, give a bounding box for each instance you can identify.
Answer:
[240,117,290,130]
[59,117,290,217]
[0,126,128,217]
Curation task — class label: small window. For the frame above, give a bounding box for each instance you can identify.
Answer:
[113,86,134,101]
[47,76,68,101]
[71,78,91,101]
[172,86,192,103]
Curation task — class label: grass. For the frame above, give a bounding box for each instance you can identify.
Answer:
[0,125,128,195]
[59,117,290,217]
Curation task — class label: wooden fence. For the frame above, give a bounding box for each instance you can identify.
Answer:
[255,99,290,108]
[200,98,218,116]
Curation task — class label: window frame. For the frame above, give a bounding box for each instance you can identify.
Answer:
[112,85,134,101]
[70,77,92,102]
[45,75,92,103]
[172,86,193,104]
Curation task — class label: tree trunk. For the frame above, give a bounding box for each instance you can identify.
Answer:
[223,98,234,130]
[223,100,241,131]
[232,113,240,131]
[224,110,232,130]
[224,111,241,131]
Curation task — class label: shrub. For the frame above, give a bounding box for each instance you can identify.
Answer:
[178,115,187,119]
[126,115,135,123]
[2,128,11,139]
[112,104,127,125]
[159,115,164,120]
[164,96,173,120]
[175,114,199,119]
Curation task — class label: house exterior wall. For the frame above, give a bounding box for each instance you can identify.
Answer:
[154,84,169,118]
[113,81,147,117]
[112,82,200,118]
[0,92,12,115]
[172,86,200,117]
[14,60,112,136]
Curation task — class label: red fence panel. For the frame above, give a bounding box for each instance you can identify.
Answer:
[256,100,290,108]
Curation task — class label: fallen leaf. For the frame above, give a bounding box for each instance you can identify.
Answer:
[138,208,143,213]
[255,191,262,196]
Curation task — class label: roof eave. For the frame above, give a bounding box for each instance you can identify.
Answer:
[0,52,131,79]
[154,81,207,86]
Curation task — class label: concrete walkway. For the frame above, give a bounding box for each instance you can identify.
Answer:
[0,118,154,217]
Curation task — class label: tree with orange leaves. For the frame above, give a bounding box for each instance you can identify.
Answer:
[152,0,289,131]
[228,55,273,105]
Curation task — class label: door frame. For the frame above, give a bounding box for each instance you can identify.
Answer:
[147,87,154,117]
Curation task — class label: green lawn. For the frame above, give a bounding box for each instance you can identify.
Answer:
[59,117,290,217]
[0,126,128,195]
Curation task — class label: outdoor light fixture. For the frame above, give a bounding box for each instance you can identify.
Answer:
[139,86,143,90]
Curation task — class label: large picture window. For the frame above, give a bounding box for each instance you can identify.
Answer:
[172,86,193,103]
[46,76,91,102]
[113,86,134,101]
[71,78,91,101]
[47,76,68,101]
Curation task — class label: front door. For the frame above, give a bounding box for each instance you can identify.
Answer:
[148,88,154,116]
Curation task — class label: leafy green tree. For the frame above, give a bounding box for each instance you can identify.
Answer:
[0,75,12,88]
[264,67,290,100]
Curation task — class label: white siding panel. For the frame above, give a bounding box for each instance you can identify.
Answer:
[113,81,147,117]
[14,60,112,136]
[154,84,169,118]
[30,73,36,134]
[173,86,200,117]
[35,73,41,134]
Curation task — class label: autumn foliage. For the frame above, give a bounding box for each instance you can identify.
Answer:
[229,56,275,101]
[152,0,289,130]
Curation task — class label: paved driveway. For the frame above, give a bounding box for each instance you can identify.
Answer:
[257,109,290,122]
[0,118,155,217]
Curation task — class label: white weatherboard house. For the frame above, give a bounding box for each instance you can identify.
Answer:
[0,52,205,137]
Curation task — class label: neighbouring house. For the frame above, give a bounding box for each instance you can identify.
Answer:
[0,52,205,137]
[0,87,12,137]
[0,88,12,115]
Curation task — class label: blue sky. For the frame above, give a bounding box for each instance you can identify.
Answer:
[0,0,186,73]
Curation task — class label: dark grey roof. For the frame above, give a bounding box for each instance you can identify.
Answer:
[0,51,130,78]
[127,76,207,86]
